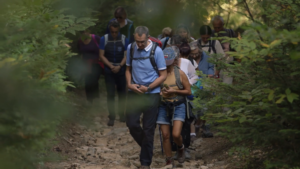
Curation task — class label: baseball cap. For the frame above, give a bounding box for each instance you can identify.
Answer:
[163,46,176,66]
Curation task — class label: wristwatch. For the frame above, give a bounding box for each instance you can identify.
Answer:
[147,86,151,92]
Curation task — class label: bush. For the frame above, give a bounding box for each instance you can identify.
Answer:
[0,0,96,167]
[192,0,300,168]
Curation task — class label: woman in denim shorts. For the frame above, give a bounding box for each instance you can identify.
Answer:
[157,46,191,166]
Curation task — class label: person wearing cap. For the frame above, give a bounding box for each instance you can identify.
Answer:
[161,39,196,160]
[156,46,191,166]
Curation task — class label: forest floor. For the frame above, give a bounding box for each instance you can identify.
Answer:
[45,86,236,169]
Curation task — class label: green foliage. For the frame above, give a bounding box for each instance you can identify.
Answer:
[192,0,300,168]
[0,0,96,167]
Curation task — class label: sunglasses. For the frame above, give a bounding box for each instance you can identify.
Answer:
[115,16,123,19]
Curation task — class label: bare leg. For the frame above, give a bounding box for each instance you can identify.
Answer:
[172,121,183,146]
[160,124,172,157]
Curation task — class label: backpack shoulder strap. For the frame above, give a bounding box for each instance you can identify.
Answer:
[188,57,194,66]
[127,19,133,42]
[149,43,159,75]
[228,29,234,38]
[162,37,169,50]
[211,40,217,54]
[121,35,126,46]
[130,42,136,66]
[91,34,99,47]
[104,34,109,47]
[211,30,216,37]
[174,66,183,90]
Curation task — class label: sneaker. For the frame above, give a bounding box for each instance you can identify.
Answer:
[173,152,178,160]
[185,149,191,159]
[165,157,174,166]
[195,125,201,134]
[190,135,197,144]
[202,124,213,138]
[107,119,114,126]
[177,145,185,163]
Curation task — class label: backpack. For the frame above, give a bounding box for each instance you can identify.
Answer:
[198,39,217,54]
[130,42,159,77]
[211,29,236,52]
[149,36,162,48]
[104,34,126,46]
[79,34,104,69]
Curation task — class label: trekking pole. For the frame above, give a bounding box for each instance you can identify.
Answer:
[159,125,164,155]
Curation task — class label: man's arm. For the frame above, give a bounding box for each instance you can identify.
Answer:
[99,49,114,69]
[208,62,215,77]
[120,51,127,66]
[126,66,142,94]
[139,69,167,93]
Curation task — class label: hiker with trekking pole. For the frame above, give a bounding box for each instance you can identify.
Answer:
[156,43,192,166]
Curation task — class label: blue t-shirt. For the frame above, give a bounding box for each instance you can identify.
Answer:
[198,51,214,75]
[99,34,129,50]
[126,42,166,94]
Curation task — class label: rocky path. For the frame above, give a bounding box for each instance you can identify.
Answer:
[48,90,231,169]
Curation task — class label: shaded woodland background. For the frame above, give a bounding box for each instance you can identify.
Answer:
[0,0,299,169]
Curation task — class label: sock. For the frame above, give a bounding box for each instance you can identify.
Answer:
[177,144,184,150]
[190,133,196,136]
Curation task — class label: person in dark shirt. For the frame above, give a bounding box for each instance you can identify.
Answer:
[211,15,237,84]
[100,21,129,126]
[77,30,103,103]
[106,7,135,43]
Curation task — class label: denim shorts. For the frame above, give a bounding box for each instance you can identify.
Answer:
[156,103,186,125]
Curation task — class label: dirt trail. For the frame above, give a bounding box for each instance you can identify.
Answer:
[48,90,231,169]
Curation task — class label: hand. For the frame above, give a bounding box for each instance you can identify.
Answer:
[139,85,148,93]
[112,65,121,74]
[128,84,143,94]
[162,87,176,95]
[208,74,214,78]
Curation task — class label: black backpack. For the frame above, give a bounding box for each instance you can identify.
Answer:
[198,39,217,54]
[211,29,236,52]
[130,42,159,77]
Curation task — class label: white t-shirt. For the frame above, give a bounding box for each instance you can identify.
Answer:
[200,40,225,56]
[179,58,198,85]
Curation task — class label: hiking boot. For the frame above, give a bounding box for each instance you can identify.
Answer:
[177,145,185,163]
[195,125,201,134]
[202,124,213,138]
[107,119,114,126]
[140,166,150,169]
[173,149,190,160]
[173,151,178,160]
[190,135,197,144]
[165,157,174,167]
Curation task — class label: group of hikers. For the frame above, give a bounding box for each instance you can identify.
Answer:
[77,6,237,169]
